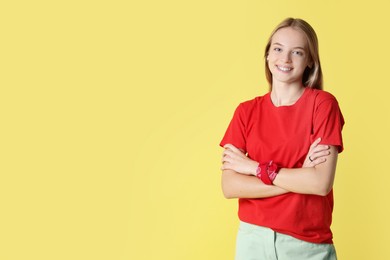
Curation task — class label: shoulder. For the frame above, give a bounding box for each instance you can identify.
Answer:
[306,88,340,106]
[230,94,269,123]
[238,93,269,111]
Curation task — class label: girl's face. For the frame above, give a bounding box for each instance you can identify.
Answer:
[267,27,311,87]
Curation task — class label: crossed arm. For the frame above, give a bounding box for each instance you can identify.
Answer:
[221,138,338,198]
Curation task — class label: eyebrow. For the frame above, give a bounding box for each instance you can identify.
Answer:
[272,42,306,50]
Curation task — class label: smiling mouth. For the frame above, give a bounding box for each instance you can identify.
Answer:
[276,65,292,72]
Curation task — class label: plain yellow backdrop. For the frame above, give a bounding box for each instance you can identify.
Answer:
[1,0,389,259]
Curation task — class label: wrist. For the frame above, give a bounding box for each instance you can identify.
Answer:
[251,161,260,176]
[256,161,280,185]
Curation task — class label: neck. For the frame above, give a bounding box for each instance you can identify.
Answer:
[271,82,305,107]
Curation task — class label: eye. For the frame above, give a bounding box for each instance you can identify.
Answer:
[292,50,304,56]
[273,47,282,52]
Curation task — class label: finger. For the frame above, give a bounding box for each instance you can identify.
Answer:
[221,164,227,170]
[221,155,230,163]
[310,150,331,161]
[309,146,329,158]
[223,147,246,160]
[222,151,238,164]
[309,137,322,150]
[221,162,232,171]
[223,143,242,153]
[312,145,330,153]
[312,144,330,152]
[222,149,235,158]
[222,148,232,157]
[311,157,327,166]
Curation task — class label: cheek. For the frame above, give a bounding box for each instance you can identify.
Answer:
[294,58,309,69]
[267,56,277,67]
[267,62,276,73]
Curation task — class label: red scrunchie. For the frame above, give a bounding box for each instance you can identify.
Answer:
[256,161,280,185]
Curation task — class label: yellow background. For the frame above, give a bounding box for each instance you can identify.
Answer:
[1,0,389,259]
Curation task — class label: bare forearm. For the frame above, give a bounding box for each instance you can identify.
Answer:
[272,168,327,195]
[273,147,338,196]
[221,170,289,199]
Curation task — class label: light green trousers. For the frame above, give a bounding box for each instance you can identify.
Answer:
[235,221,337,260]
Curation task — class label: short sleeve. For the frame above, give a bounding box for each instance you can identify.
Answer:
[312,97,345,153]
[219,103,247,153]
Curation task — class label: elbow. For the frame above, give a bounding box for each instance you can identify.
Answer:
[222,190,237,199]
[223,191,234,199]
[322,185,333,196]
[221,171,237,199]
[312,181,333,196]
[221,182,236,199]
[315,188,331,196]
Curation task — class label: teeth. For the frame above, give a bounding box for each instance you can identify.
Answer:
[277,66,292,71]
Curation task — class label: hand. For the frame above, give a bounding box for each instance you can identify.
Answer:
[221,144,258,175]
[303,138,331,168]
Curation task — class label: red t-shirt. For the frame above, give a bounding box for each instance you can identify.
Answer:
[220,87,344,244]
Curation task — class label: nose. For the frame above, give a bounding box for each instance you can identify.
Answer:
[281,52,292,63]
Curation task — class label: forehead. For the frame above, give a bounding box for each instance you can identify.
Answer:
[271,27,308,48]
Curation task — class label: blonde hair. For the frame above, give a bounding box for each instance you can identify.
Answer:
[264,18,323,90]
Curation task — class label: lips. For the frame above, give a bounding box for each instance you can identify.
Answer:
[276,65,292,72]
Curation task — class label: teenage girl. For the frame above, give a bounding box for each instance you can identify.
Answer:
[220,18,344,260]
